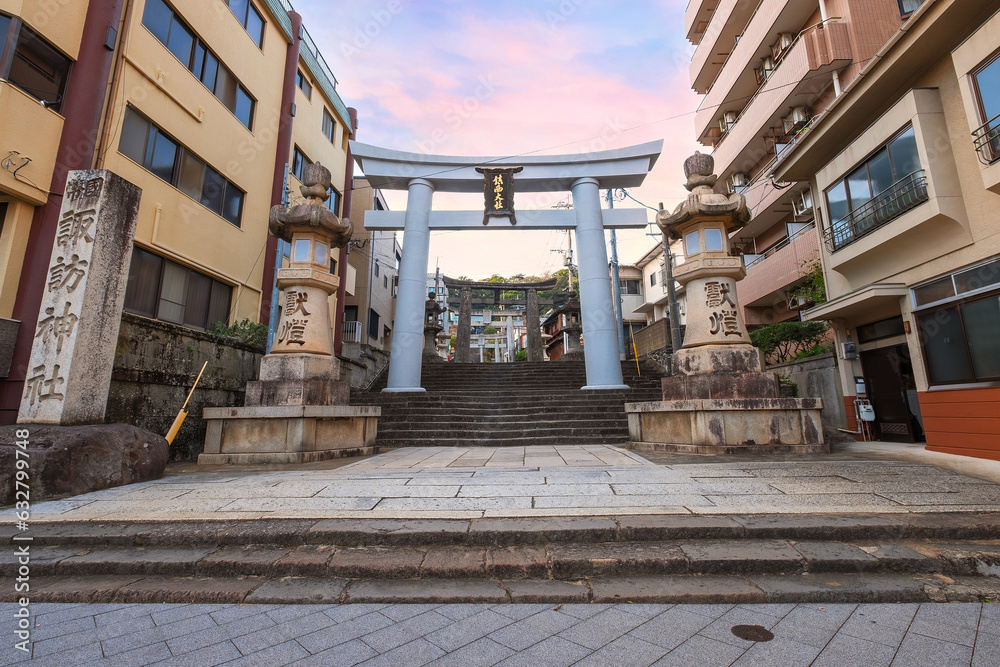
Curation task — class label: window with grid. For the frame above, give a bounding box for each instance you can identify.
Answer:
[142,0,255,129]
[222,0,264,48]
[119,107,244,226]
[124,246,232,330]
[0,13,70,110]
[296,69,312,99]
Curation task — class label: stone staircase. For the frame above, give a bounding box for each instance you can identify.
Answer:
[7,514,1000,604]
[350,359,665,448]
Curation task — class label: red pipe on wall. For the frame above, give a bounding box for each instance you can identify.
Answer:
[333,107,358,356]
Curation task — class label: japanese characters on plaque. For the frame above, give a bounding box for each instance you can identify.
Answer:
[474,166,523,225]
[705,280,741,338]
[23,175,105,411]
[277,290,310,347]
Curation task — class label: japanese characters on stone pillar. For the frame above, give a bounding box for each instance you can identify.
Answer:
[268,163,353,359]
[18,170,142,424]
[656,152,751,348]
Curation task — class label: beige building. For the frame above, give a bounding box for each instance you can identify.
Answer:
[0,0,352,422]
[343,176,398,357]
[686,0,912,327]
[774,0,1000,459]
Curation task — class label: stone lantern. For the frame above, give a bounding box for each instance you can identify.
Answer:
[423,292,444,358]
[199,163,380,464]
[625,152,825,455]
[656,151,751,350]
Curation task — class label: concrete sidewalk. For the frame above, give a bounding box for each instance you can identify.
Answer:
[2,601,996,666]
[17,444,1000,523]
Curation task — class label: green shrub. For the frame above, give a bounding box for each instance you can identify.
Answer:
[750,321,830,364]
[208,318,267,349]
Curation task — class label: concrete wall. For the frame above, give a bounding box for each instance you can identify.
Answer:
[767,353,847,435]
[105,313,263,461]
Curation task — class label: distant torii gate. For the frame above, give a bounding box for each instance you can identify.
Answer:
[351,140,663,392]
[442,276,558,363]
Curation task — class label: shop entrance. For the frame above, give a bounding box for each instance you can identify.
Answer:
[861,344,924,442]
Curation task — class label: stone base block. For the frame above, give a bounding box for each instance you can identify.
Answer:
[668,345,765,375]
[200,405,379,465]
[625,398,826,455]
[0,424,168,503]
[662,372,780,400]
[259,353,339,382]
[244,379,349,407]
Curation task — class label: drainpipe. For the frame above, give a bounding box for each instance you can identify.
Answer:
[333,107,358,356]
[260,10,303,326]
[819,0,829,22]
[1,0,127,424]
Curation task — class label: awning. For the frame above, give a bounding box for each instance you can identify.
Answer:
[802,283,908,322]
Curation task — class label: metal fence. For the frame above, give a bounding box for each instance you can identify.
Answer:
[823,170,928,252]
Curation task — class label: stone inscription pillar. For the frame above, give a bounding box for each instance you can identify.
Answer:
[571,177,627,390]
[385,178,434,392]
[526,288,542,362]
[18,170,142,424]
[456,286,472,363]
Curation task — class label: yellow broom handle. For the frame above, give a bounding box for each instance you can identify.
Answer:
[180,361,208,411]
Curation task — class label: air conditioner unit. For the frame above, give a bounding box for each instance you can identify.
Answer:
[771,33,794,60]
[727,172,749,193]
[755,56,776,84]
[781,107,810,134]
[792,190,813,216]
[719,111,738,134]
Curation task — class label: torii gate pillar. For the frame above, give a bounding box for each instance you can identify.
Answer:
[572,178,627,389]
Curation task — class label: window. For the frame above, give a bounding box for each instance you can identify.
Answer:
[223,0,264,48]
[297,69,312,99]
[0,14,71,110]
[824,125,925,250]
[619,279,641,295]
[142,0,255,129]
[972,52,1000,163]
[291,146,310,181]
[384,275,388,289]
[326,187,340,214]
[897,0,923,17]
[322,108,336,143]
[649,272,657,287]
[374,262,380,277]
[685,231,701,255]
[368,309,380,340]
[119,107,244,226]
[124,246,232,330]
[704,228,725,252]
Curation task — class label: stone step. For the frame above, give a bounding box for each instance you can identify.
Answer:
[17,513,1000,547]
[11,571,998,605]
[7,538,998,582]
[375,436,631,448]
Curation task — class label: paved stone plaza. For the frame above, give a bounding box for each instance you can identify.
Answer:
[23,445,1000,522]
[2,600,996,666]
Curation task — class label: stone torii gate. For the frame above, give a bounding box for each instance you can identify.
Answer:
[442,276,557,363]
[351,140,663,392]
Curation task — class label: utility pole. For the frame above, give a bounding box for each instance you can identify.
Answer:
[659,202,683,352]
[608,189,626,359]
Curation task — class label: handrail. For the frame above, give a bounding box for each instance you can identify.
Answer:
[744,220,816,269]
[823,170,928,252]
[299,25,339,90]
[713,17,843,151]
[972,112,1000,165]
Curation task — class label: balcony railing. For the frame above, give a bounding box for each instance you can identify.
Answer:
[343,320,362,344]
[973,113,1000,165]
[823,171,928,252]
[744,220,816,270]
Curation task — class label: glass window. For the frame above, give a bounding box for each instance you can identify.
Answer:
[158,261,189,324]
[322,109,335,142]
[685,231,701,255]
[368,309,380,339]
[866,149,893,198]
[148,131,179,182]
[293,239,310,262]
[297,70,312,99]
[650,272,657,286]
[124,247,232,330]
[141,0,171,45]
[292,147,309,181]
[326,188,339,213]
[918,307,973,384]
[704,228,724,252]
[898,0,923,16]
[200,166,225,214]
[119,108,149,164]
[888,127,921,179]
[221,183,243,226]
[846,164,872,211]
[314,242,328,265]
[6,23,71,110]
[200,51,219,89]
[165,15,194,65]
[954,259,1000,294]
[913,276,955,306]
[975,54,1000,123]
[962,296,1000,380]
[184,270,212,329]
[234,88,254,129]
[177,151,205,200]
[124,247,162,316]
[245,5,264,47]
[826,180,850,225]
[208,281,232,327]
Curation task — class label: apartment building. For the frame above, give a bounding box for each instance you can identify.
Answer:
[630,240,687,356]
[686,0,910,327]
[0,0,353,423]
[772,0,1000,459]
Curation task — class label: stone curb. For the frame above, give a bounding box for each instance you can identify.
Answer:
[7,512,1000,546]
[4,572,997,605]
